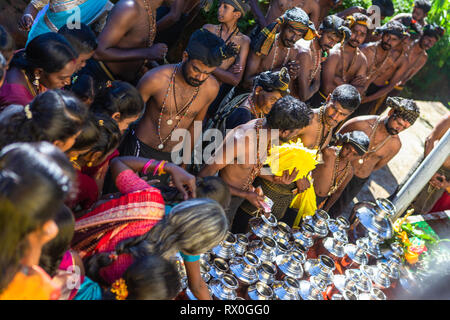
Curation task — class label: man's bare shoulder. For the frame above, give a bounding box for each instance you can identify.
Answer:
[341,115,378,132]
[236,32,251,45]
[205,75,221,97]
[138,64,174,88]
[202,24,216,33]
[112,0,140,16]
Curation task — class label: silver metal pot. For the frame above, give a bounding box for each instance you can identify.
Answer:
[342,238,369,266]
[210,274,239,300]
[257,261,278,285]
[229,251,261,285]
[247,281,274,300]
[372,262,392,289]
[275,249,305,280]
[209,257,230,280]
[327,216,350,234]
[273,276,301,300]
[299,276,327,300]
[249,213,278,239]
[305,209,330,238]
[322,230,348,258]
[234,233,249,256]
[251,236,278,263]
[211,232,236,260]
[292,223,315,249]
[304,255,336,285]
[273,221,292,242]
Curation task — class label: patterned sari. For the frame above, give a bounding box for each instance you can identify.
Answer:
[71,169,165,284]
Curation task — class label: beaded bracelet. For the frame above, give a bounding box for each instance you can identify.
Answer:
[153,160,167,176]
[142,159,155,175]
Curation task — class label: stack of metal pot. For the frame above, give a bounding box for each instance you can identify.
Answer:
[180,197,407,300]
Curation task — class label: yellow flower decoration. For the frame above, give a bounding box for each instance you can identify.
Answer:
[111,278,128,300]
[265,138,319,182]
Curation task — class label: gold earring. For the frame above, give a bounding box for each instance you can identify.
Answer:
[87,161,93,167]
[33,74,40,87]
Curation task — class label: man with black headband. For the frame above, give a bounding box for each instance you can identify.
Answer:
[202,0,251,120]
[327,96,420,219]
[118,29,237,183]
[312,130,370,211]
[355,20,410,117]
[243,7,318,91]
[311,13,370,107]
[392,0,431,29]
[294,15,351,101]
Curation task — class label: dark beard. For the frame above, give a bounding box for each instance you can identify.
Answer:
[384,117,398,135]
[381,42,391,51]
[181,62,204,87]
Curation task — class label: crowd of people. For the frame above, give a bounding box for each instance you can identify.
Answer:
[0,0,448,300]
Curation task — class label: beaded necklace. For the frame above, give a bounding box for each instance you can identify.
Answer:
[328,148,351,196]
[314,106,332,150]
[309,39,322,82]
[366,43,390,82]
[358,117,392,164]
[217,24,239,44]
[142,0,156,67]
[271,34,291,71]
[156,64,200,150]
[242,119,269,191]
[246,95,263,118]
[340,43,360,82]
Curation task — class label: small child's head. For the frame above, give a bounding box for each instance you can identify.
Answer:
[70,74,96,107]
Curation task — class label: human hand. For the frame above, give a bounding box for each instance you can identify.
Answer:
[246,186,264,209]
[165,163,196,200]
[230,63,243,74]
[273,169,299,185]
[285,60,300,80]
[429,173,449,190]
[19,14,34,31]
[147,43,169,60]
[296,176,311,193]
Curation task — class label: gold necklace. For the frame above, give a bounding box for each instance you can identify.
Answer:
[271,35,291,71]
[328,148,351,196]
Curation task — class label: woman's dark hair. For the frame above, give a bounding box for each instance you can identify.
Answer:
[160,176,231,210]
[58,23,98,54]
[91,81,144,120]
[79,114,121,161]
[0,142,75,293]
[0,90,88,150]
[102,255,181,300]
[330,84,361,111]
[70,74,96,104]
[39,205,75,277]
[0,25,15,60]
[11,32,77,75]
[69,112,101,152]
[266,95,313,131]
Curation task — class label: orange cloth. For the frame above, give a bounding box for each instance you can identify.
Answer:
[0,266,60,300]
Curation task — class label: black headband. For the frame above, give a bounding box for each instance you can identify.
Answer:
[339,131,370,156]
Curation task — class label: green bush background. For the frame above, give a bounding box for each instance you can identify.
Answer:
[202,0,449,106]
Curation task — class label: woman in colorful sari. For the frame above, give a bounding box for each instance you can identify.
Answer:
[79,198,228,300]
[23,0,113,45]
[0,33,78,109]
[0,142,75,300]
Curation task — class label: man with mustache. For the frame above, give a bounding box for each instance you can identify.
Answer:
[327,96,420,219]
[293,15,351,102]
[244,84,361,222]
[242,7,318,91]
[199,95,313,233]
[118,29,237,184]
[391,0,431,29]
[354,20,410,117]
[309,13,370,107]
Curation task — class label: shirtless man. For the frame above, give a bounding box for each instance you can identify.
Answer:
[294,15,350,101]
[243,7,318,91]
[118,29,236,183]
[309,13,370,107]
[327,96,420,219]
[411,113,450,214]
[89,0,168,85]
[312,130,370,211]
[387,24,444,102]
[198,95,313,232]
[391,0,431,29]
[203,0,251,118]
[245,84,361,221]
[355,20,410,117]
